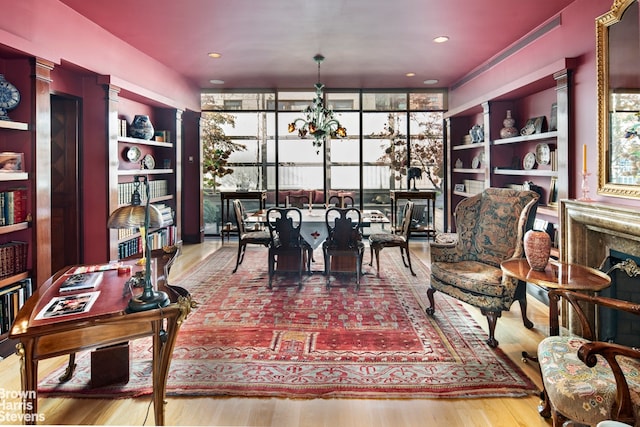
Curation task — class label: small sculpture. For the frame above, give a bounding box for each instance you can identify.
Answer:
[408,167,422,191]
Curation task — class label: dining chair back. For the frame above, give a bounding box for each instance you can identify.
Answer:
[266,207,307,289]
[232,199,270,273]
[323,207,365,289]
[368,201,416,277]
[328,194,355,208]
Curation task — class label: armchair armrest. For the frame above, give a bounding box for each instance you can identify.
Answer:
[548,289,640,339]
[429,242,465,263]
[578,341,640,424]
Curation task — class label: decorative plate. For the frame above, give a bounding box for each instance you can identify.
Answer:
[535,143,550,165]
[472,156,480,169]
[142,154,155,170]
[523,152,536,170]
[125,146,141,163]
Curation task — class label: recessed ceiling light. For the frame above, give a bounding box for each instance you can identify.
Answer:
[405,72,416,77]
[433,36,449,43]
[210,79,225,85]
[208,52,222,58]
[423,79,439,85]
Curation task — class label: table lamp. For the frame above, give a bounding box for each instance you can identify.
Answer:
[107,175,170,312]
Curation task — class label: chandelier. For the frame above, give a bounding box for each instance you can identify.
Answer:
[288,54,347,153]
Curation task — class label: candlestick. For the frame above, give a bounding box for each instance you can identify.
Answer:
[583,144,587,174]
[579,171,592,201]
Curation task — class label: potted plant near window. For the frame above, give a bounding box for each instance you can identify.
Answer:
[202,112,247,189]
[202,112,246,233]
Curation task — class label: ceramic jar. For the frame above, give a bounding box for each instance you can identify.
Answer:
[500,110,518,139]
[523,229,551,271]
[129,115,154,140]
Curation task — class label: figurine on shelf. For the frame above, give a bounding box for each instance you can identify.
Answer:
[469,124,484,143]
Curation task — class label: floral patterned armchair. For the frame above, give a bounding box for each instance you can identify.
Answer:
[426,188,539,348]
[538,288,640,427]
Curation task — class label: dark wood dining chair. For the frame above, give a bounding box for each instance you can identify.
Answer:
[328,194,354,208]
[232,199,270,273]
[266,207,308,289]
[323,207,365,289]
[368,201,416,278]
[286,193,310,208]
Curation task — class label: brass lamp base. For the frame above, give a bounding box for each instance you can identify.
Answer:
[126,290,170,313]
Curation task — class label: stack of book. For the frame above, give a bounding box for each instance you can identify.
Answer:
[463,179,485,195]
[154,203,174,226]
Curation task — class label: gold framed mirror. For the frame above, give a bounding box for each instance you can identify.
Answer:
[597,0,640,198]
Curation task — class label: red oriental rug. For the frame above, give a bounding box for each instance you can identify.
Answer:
[38,245,538,399]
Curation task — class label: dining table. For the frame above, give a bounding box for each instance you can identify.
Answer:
[245,208,389,250]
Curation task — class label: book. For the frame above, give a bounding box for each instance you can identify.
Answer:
[59,272,103,292]
[35,291,100,320]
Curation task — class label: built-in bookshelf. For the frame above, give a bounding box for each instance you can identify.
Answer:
[445,58,573,252]
[0,67,37,355]
[109,94,182,261]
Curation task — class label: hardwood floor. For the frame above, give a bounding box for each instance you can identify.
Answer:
[0,238,552,426]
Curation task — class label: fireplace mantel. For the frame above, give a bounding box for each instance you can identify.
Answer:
[561,200,640,267]
[560,199,640,334]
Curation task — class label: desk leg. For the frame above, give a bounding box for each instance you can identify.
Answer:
[151,320,166,426]
[152,315,181,426]
[16,341,39,424]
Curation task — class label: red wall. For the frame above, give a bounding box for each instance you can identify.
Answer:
[0,0,201,112]
[448,0,633,206]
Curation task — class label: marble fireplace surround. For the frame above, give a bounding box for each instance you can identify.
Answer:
[560,199,640,333]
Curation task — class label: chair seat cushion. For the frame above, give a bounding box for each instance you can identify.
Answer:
[240,230,270,244]
[431,260,505,298]
[369,233,405,247]
[538,335,640,425]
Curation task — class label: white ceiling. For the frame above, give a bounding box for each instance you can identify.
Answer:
[58,0,577,90]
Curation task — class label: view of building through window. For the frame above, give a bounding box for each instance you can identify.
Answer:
[201,90,446,235]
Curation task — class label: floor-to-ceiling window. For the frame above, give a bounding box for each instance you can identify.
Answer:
[201,89,446,235]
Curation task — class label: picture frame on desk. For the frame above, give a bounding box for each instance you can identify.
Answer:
[0,152,24,172]
[35,291,100,320]
[454,184,465,192]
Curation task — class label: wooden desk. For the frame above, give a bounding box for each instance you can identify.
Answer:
[389,190,437,238]
[220,190,267,242]
[501,258,610,360]
[9,261,194,425]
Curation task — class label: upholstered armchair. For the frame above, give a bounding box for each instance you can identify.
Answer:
[426,188,539,348]
[538,287,640,427]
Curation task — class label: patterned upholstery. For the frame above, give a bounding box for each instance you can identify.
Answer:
[538,336,640,426]
[538,288,640,426]
[426,188,539,348]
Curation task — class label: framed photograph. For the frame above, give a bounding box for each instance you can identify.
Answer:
[548,177,558,206]
[0,152,24,172]
[454,183,465,192]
